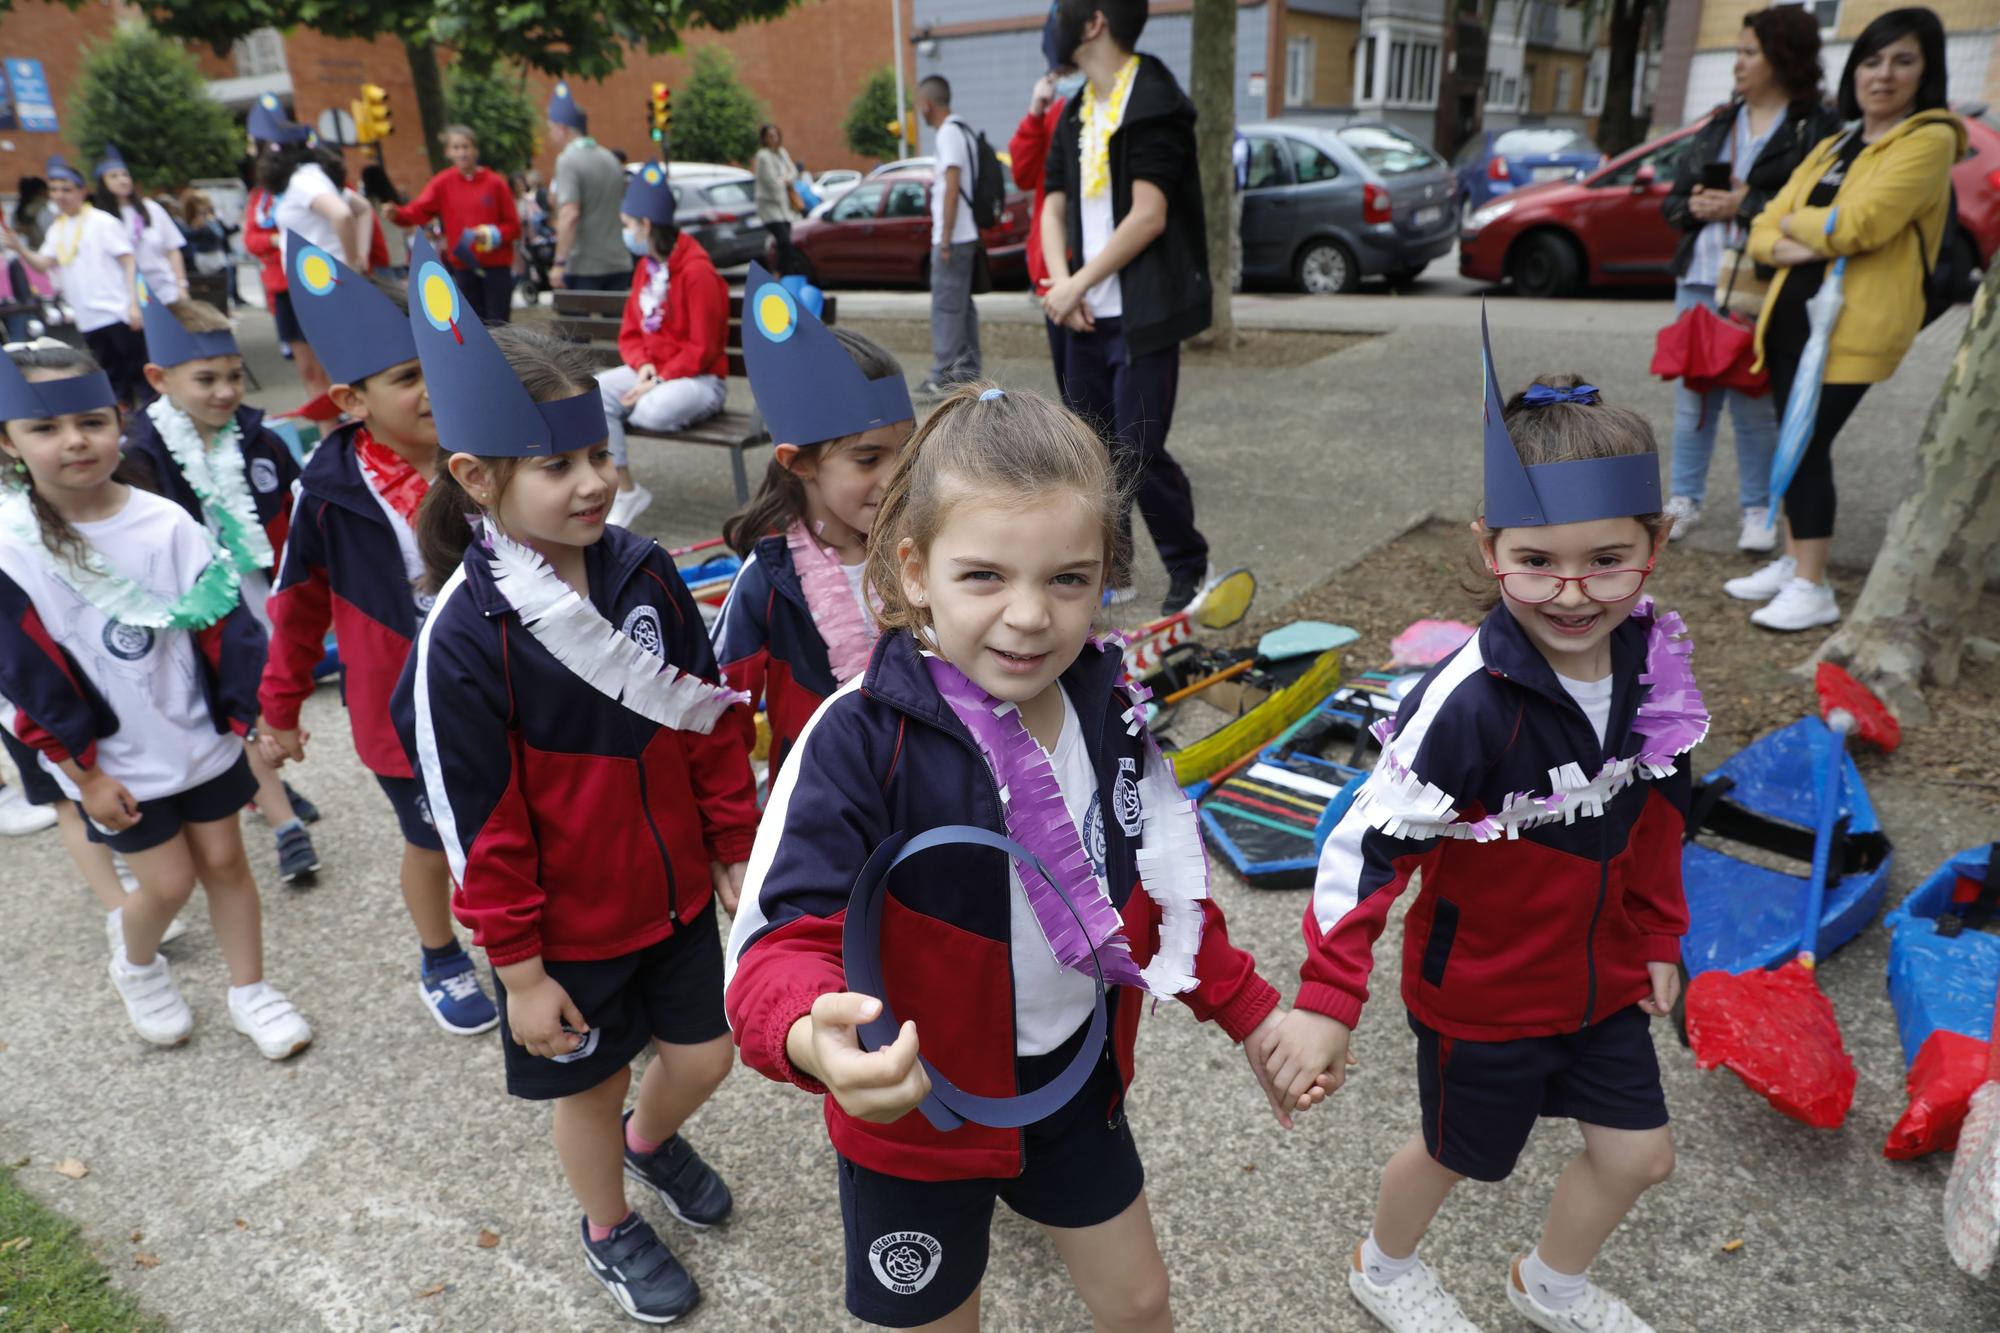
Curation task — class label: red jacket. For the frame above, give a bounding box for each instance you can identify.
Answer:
[1008,96,1066,292]
[245,189,285,295]
[391,166,520,270]
[619,232,729,382]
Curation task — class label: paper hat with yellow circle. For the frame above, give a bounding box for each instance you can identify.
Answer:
[138,276,239,367]
[621,161,675,227]
[742,261,913,446]
[0,340,115,420]
[547,80,587,131]
[247,93,311,146]
[406,233,605,458]
[284,229,416,386]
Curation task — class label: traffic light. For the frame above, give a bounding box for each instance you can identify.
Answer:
[354,84,392,143]
[885,112,916,146]
[648,83,671,143]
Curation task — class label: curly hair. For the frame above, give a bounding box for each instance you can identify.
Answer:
[1744,6,1825,108]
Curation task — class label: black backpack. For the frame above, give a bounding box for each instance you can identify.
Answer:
[1921,182,1963,327]
[950,119,1006,231]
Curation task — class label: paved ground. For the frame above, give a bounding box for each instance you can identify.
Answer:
[1,271,1995,1331]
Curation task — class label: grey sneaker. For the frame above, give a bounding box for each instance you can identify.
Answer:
[1663,495,1701,542]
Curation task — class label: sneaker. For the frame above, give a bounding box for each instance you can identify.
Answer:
[418,949,500,1036]
[113,855,138,895]
[1663,495,1701,542]
[1722,554,1797,602]
[1751,578,1840,633]
[1347,1241,1481,1332]
[108,951,193,1047]
[623,1112,734,1228]
[1737,507,1777,552]
[275,823,321,886]
[1162,562,1221,618]
[0,783,56,836]
[579,1212,700,1324]
[106,907,187,957]
[1506,1254,1654,1333]
[283,783,321,824]
[228,981,314,1060]
[608,484,654,529]
[914,378,948,400]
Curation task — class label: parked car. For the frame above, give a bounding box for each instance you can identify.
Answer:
[1461,104,2000,299]
[867,156,936,179]
[1237,121,1458,293]
[785,168,1031,288]
[1453,126,1604,217]
[809,168,862,195]
[670,174,769,268]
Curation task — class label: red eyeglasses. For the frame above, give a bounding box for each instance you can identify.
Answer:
[1488,557,1656,605]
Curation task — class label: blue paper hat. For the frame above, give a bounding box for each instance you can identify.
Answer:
[247,92,311,146]
[1480,307,1659,527]
[285,229,417,386]
[45,153,84,186]
[1041,2,1069,71]
[0,345,115,420]
[406,233,605,458]
[621,161,675,226]
[547,81,587,131]
[138,277,239,367]
[94,142,127,179]
[743,261,913,446]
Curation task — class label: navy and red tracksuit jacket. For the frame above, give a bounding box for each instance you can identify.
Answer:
[394,524,759,968]
[726,630,1279,1182]
[123,403,300,579]
[258,422,424,778]
[710,534,845,776]
[1297,603,1694,1043]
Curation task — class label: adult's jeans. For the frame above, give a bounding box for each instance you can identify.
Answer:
[927,243,981,385]
[1669,281,1777,510]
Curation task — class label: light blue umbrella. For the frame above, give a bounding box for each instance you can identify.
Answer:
[1766,206,1847,530]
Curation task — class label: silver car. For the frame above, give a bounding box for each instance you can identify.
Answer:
[1238,121,1459,294]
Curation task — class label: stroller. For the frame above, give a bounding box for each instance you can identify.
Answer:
[517,225,557,304]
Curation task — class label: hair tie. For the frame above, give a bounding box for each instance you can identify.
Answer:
[1522,383,1601,408]
[978,387,1005,401]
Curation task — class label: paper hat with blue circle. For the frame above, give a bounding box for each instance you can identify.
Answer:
[1480,306,1658,528]
[0,342,115,420]
[621,161,675,226]
[138,276,239,367]
[406,233,605,458]
[94,142,127,179]
[44,153,84,186]
[547,81,587,131]
[743,261,912,446]
[247,92,311,146]
[284,228,416,386]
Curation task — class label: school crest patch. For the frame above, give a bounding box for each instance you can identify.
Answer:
[249,458,280,494]
[620,606,665,659]
[1113,757,1142,837]
[869,1231,942,1295]
[101,622,155,661]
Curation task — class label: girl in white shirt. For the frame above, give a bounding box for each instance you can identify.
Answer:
[7,155,146,408]
[91,145,187,304]
[257,142,359,401]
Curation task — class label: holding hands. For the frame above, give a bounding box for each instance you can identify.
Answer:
[1262,1007,1357,1118]
[787,992,932,1123]
[257,721,309,768]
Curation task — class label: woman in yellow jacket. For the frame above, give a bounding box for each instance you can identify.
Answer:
[1728,6,1963,632]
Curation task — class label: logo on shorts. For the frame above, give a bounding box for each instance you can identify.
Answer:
[1113,757,1142,837]
[249,458,281,494]
[868,1231,942,1295]
[101,621,155,661]
[620,606,665,659]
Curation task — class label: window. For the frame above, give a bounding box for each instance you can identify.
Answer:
[1337,125,1440,176]
[1556,67,1574,112]
[1522,62,1538,111]
[1363,38,1377,101]
[1381,36,1438,105]
[1291,139,1342,184]
[885,182,927,218]
[829,184,885,221]
[703,180,755,208]
[1599,131,1703,188]
[1388,39,1409,102]
[1494,128,1595,157]
[1244,137,1293,190]
[1584,51,1607,115]
[1774,0,1839,33]
[1286,36,1315,108]
[233,28,287,78]
[1411,43,1438,104]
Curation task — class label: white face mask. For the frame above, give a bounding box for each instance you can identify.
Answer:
[622,228,649,257]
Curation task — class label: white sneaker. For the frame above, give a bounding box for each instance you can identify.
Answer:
[1348,1243,1482,1332]
[607,484,653,529]
[1506,1254,1654,1333]
[0,783,56,835]
[113,854,138,894]
[1722,554,1797,602]
[105,907,187,957]
[109,951,193,1047]
[1737,507,1777,552]
[228,981,314,1060]
[1662,495,1701,542]
[1751,578,1840,632]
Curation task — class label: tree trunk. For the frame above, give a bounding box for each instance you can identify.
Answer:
[1813,262,2000,724]
[403,35,450,174]
[1596,0,1649,156]
[1189,0,1238,348]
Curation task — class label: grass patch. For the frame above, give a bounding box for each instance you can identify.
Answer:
[0,1163,162,1332]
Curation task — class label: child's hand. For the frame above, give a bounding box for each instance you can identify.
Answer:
[710,860,747,914]
[1245,1010,1349,1129]
[259,723,308,767]
[504,972,589,1059]
[79,770,141,832]
[787,992,931,1123]
[1265,1008,1353,1105]
[620,366,660,407]
[1639,961,1681,1017]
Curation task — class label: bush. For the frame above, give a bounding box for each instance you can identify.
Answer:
[843,67,910,165]
[443,64,541,178]
[672,47,764,167]
[67,26,243,192]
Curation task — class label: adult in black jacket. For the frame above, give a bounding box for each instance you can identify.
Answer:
[1658,4,1841,551]
[1041,0,1218,616]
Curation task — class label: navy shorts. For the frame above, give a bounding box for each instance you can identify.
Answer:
[492,898,729,1100]
[1412,1004,1669,1183]
[374,774,443,851]
[1,727,64,806]
[837,1007,1144,1328]
[271,288,305,345]
[84,754,257,854]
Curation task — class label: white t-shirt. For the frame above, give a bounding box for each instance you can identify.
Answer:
[0,489,242,802]
[275,164,345,265]
[124,200,186,303]
[1558,673,1616,748]
[37,206,134,333]
[839,558,872,628]
[1080,188,1122,319]
[931,118,983,248]
[1009,685,1104,1055]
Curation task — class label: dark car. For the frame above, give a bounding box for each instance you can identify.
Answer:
[1453,125,1604,217]
[785,169,1031,288]
[1238,121,1458,293]
[671,176,769,268]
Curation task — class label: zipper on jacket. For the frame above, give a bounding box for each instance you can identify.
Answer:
[633,752,679,922]
[1582,817,1608,1028]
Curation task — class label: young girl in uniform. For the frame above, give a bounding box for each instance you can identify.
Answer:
[713,262,914,776]
[92,144,188,304]
[395,236,758,1324]
[1262,313,1702,1333]
[0,342,311,1058]
[6,154,144,408]
[726,382,1314,1331]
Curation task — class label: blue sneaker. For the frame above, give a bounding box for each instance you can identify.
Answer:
[418,949,498,1036]
[282,782,321,824]
[274,823,320,886]
[579,1212,699,1324]
[622,1112,733,1228]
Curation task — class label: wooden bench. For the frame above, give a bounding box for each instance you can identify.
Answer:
[550,287,838,503]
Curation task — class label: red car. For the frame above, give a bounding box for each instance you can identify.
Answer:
[1460,104,2000,299]
[783,169,1031,288]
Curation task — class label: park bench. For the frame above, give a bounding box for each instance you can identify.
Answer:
[550,286,838,504]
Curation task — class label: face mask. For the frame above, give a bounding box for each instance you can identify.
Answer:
[1055,73,1087,100]
[622,228,649,257]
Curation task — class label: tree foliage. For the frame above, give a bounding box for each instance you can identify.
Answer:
[443,63,540,177]
[672,46,764,167]
[843,67,909,164]
[65,25,244,192]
